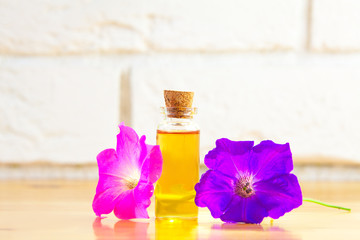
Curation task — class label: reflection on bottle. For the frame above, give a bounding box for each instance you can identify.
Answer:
[155,218,198,240]
[92,217,150,240]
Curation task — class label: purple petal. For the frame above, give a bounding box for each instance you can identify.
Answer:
[250,141,293,181]
[194,170,235,218]
[254,174,302,219]
[113,181,153,219]
[220,195,268,224]
[205,139,254,179]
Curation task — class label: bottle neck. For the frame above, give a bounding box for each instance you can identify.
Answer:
[158,107,199,132]
[162,107,197,119]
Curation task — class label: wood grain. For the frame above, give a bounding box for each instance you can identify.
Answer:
[0,181,358,240]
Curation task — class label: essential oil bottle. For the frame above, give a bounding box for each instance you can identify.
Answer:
[155,90,200,218]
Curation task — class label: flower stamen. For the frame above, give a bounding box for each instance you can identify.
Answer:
[235,176,255,198]
[125,178,138,190]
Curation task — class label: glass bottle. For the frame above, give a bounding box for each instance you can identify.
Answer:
[155,107,200,218]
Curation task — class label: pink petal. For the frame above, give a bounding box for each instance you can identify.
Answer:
[96,148,119,179]
[114,191,139,219]
[93,148,133,217]
[93,123,161,219]
[134,180,154,208]
[139,141,163,184]
[116,124,142,179]
[113,182,154,219]
[93,186,122,217]
[139,135,147,167]
[95,149,127,192]
[93,149,126,217]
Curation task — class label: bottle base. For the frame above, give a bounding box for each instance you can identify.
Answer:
[155,196,198,219]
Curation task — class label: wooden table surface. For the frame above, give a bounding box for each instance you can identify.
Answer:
[0,180,359,240]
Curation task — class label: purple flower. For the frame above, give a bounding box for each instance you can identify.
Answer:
[92,123,163,219]
[195,139,302,224]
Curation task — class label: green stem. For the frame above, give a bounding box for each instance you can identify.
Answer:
[303,198,351,212]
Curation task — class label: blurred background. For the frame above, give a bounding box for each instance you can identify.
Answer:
[1,0,359,180]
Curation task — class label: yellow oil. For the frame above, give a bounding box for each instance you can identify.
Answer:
[155,218,198,240]
[155,130,200,218]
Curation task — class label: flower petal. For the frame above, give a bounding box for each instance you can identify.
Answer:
[139,136,163,184]
[205,139,254,179]
[96,148,119,180]
[95,149,128,193]
[220,195,268,224]
[194,170,235,218]
[250,141,293,181]
[113,181,154,219]
[134,180,154,209]
[253,173,302,219]
[93,123,161,220]
[93,186,122,217]
[116,123,142,179]
[93,149,126,217]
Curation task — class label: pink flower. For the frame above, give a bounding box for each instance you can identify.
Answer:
[92,123,163,219]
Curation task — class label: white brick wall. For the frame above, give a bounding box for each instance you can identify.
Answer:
[0,57,121,163]
[0,0,360,165]
[0,0,305,55]
[130,54,360,163]
[311,0,360,51]
[146,0,306,51]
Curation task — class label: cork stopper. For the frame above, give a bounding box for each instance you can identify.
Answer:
[164,90,194,108]
[164,90,194,118]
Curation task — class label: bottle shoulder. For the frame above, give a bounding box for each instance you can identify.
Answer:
[157,118,200,132]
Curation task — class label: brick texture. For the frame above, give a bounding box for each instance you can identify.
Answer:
[0,57,121,163]
[0,0,305,55]
[311,0,360,51]
[1,0,360,166]
[130,55,360,163]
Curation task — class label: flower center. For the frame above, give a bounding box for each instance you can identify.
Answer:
[235,176,255,198]
[125,178,138,190]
